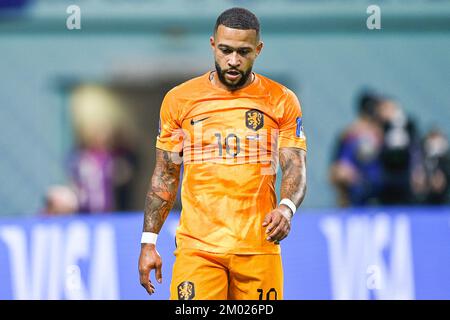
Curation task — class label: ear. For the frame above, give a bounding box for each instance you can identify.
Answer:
[255,41,264,56]
[210,36,215,51]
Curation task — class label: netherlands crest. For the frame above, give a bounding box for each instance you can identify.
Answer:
[177,281,195,300]
[246,109,264,131]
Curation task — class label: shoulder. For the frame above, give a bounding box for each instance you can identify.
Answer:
[256,73,296,97]
[256,73,299,103]
[164,73,208,101]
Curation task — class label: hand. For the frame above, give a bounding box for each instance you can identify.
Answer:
[262,206,292,243]
[138,243,163,295]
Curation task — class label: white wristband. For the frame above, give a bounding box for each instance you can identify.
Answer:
[141,232,158,244]
[279,198,296,219]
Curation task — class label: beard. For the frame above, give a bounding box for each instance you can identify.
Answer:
[215,62,253,91]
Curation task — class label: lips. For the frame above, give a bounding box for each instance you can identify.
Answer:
[225,70,241,81]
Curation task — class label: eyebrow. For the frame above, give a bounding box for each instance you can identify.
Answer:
[217,44,252,51]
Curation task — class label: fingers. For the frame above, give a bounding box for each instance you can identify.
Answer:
[262,213,272,227]
[148,282,156,294]
[267,218,291,242]
[265,213,281,235]
[155,261,163,284]
[139,268,155,295]
[138,247,162,295]
[267,221,286,241]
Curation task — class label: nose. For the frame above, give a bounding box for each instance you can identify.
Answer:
[228,52,240,68]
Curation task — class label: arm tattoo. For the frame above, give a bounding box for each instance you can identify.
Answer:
[143,148,182,233]
[279,148,307,208]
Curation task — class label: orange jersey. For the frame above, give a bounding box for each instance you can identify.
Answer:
[156,71,307,254]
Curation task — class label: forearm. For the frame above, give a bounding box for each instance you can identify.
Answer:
[143,190,177,234]
[279,148,307,208]
[143,149,181,233]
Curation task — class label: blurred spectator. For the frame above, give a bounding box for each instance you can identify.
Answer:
[421,129,450,204]
[375,98,422,205]
[68,85,139,214]
[111,128,139,211]
[70,127,115,214]
[43,185,78,216]
[330,91,384,206]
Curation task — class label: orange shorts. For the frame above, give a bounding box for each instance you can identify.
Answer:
[170,249,283,300]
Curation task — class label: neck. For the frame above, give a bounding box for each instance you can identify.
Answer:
[210,71,254,92]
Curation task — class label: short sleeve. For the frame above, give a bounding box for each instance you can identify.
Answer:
[278,90,307,151]
[155,91,184,153]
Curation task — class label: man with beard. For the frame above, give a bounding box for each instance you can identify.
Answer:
[138,7,307,300]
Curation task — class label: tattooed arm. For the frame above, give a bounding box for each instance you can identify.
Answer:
[139,148,182,295]
[279,148,307,208]
[263,147,307,242]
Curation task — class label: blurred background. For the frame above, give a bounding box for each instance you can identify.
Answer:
[0,0,449,300]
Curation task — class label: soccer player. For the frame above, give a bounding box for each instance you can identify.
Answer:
[138,7,307,300]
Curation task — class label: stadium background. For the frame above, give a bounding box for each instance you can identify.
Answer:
[0,0,449,299]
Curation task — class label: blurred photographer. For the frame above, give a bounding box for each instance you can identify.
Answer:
[375,98,422,205]
[329,92,384,206]
[421,129,450,204]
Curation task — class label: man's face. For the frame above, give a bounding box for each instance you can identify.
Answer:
[210,25,263,90]
[376,100,400,123]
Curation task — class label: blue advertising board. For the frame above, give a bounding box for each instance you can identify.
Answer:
[0,207,449,299]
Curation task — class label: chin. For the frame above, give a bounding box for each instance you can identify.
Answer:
[227,80,240,86]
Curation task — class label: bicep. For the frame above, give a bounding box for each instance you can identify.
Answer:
[154,147,182,175]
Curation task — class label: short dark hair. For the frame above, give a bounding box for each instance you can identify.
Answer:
[357,90,381,117]
[214,7,260,39]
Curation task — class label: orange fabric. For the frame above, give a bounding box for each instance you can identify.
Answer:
[156,72,306,254]
[170,249,283,300]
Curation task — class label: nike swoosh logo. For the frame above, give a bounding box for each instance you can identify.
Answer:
[190,117,210,125]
